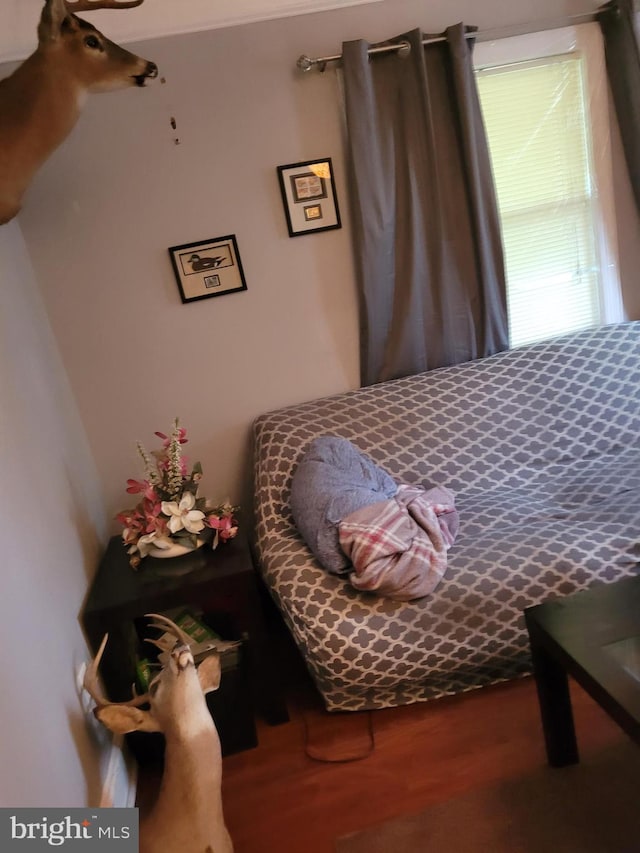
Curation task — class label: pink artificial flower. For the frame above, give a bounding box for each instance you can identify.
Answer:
[154,427,188,448]
[219,525,238,542]
[116,508,145,545]
[116,509,142,530]
[141,499,166,534]
[126,479,157,501]
[115,510,133,526]
[208,513,238,540]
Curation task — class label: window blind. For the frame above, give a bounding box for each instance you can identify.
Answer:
[477,55,601,348]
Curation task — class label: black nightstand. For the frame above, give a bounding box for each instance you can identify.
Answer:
[81,532,288,762]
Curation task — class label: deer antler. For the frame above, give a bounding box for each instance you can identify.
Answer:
[64,0,145,11]
[83,633,110,706]
[145,613,193,646]
[83,632,151,709]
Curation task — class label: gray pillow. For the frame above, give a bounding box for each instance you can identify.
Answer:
[290,435,397,573]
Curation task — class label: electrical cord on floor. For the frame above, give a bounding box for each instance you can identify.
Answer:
[302,709,376,762]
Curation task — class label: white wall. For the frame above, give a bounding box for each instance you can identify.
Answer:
[0,221,110,805]
[0,0,385,63]
[10,0,640,530]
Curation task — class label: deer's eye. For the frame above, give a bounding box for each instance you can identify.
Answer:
[84,35,101,50]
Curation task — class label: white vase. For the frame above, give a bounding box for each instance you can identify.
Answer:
[147,537,205,559]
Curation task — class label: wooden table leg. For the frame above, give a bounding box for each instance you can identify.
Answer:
[529,637,579,767]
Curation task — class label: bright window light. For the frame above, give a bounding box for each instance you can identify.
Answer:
[475,25,624,348]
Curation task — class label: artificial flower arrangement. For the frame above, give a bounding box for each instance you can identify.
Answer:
[116,419,239,569]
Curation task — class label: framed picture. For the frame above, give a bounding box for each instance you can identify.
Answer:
[276,158,341,237]
[168,234,247,304]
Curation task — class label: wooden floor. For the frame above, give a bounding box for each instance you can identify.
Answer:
[137,651,627,853]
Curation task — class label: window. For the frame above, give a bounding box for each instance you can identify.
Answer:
[474,26,624,348]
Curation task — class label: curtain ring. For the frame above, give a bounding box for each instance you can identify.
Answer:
[397,41,411,59]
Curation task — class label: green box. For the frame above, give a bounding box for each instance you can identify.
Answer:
[172,608,221,643]
[136,657,154,692]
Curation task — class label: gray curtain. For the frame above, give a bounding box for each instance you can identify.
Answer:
[598,0,640,213]
[342,25,508,387]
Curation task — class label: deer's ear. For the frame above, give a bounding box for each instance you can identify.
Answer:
[197,654,221,694]
[95,705,161,735]
[38,0,72,42]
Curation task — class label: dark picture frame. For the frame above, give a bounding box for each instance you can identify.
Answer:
[168,234,247,304]
[276,158,341,237]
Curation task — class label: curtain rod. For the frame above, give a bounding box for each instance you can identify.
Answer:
[296,11,599,71]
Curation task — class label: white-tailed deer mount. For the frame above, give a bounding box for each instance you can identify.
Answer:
[84,614,234,853]
[0,0,157,226]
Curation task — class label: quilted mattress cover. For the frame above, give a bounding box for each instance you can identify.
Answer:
[253,323,640,711]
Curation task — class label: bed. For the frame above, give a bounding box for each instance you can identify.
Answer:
[252,322,640,712]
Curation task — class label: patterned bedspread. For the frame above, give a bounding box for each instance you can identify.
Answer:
[253,323,640,711]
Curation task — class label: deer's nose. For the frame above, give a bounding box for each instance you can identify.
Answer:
[175,646,194,671]
[133,61,158,86]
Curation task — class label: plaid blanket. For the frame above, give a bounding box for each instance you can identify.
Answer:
[338,485,458,600]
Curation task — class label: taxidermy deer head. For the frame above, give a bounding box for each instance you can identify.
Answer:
[84,614,234,853]
[0,0,157,226]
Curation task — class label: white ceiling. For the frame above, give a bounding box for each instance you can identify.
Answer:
[0,0,381,63]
